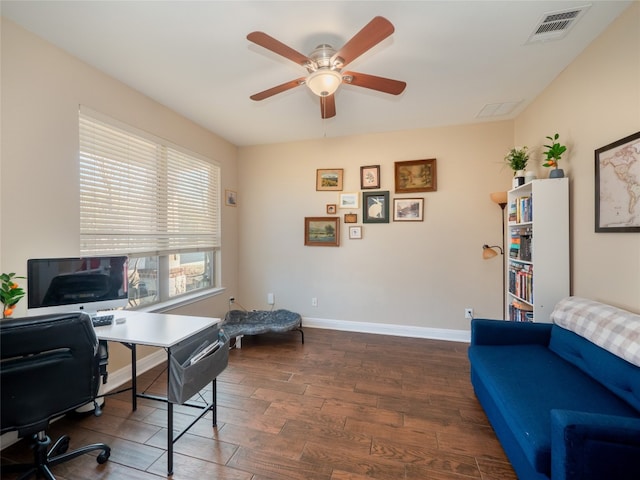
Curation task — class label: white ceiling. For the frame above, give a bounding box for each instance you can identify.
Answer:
[1,1,632,147]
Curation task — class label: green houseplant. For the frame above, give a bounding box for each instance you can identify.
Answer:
[1,272,26,318]
[542,133,567,178]
[504,146,529,174]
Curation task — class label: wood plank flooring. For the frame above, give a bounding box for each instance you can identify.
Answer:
[1,328,516,479]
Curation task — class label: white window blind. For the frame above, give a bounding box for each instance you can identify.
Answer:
[79,109,220,256]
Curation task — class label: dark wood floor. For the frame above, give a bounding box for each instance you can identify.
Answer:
[1,328,516,479]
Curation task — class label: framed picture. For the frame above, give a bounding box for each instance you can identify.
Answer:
[339,192,359,209]
[360,165,380,189]
[362,191,390,223]
[326,204,337,214]
[349,226,363,239]
[344,213,357,223]
[393,198,424,221]
[316,169,343,191]
[395,159,437,193]
[225,189,237,206]
[595,131,640,232]
[304,217,340,246]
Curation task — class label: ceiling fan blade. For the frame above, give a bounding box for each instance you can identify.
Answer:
[342,71,406,95]
[247,31,311,67]
[250,78,305,101]
[331,16,395,68]
[320,95,336,119]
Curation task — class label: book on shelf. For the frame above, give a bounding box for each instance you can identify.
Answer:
[509,227,532,261]
[508,195,533,224]
[509,231,520,258]
[508,263,533,303]
[519,232,532,261]
[508,201,518,222]
[510,299,534,322]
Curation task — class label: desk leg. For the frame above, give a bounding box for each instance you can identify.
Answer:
[167,349,174,476]
[130,343,137,411]
[168,401,174,475]
[212,379,217,427]
[119,343,138,411]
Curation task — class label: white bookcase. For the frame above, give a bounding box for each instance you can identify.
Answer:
[506,178,569,322]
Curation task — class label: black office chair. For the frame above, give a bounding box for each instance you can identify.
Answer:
[1,312,111,479]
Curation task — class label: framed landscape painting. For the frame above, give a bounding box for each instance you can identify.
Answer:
[339,192,359,209]
[304,217,340,246]
[395,159,437,193]
[393,198,424,221]
[316,169,343,191]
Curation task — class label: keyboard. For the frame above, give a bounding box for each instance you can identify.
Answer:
[92,314,114,327]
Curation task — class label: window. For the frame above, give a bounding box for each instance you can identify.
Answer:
[79,108,220,309]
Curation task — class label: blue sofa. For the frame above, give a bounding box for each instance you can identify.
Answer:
[468,297,640,480]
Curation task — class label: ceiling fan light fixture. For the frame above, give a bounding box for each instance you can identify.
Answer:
[306,69,342,97]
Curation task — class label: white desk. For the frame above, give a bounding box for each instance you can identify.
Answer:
[95,311,223,476]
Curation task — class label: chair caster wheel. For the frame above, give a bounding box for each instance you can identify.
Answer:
[97,448,111,464]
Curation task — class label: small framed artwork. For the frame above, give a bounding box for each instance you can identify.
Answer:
[393,198,424,221]
[316,169,343,191]
[362,191,390,223]
[349,226,363,239]
[225,189,237,206]
[595,131,640,232]
[360,165,380,189]
[326,204,337,214]
[304,217,340,246]
[344,213,357,223]
[339,192,359,209]
[395,159,437,193]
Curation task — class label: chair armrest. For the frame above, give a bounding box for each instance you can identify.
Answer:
[470,319,552,346]
[551,409,640,480]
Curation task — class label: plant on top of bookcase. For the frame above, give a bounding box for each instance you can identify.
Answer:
[542,133,567,178]
[504,146,529,175]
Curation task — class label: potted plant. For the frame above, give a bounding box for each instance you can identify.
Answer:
[1,272,26,318]
[504,146,529,174]
[504,146,529,187]
[542,133,567,178]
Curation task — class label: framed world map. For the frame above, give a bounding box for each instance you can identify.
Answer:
[595,131,640,232]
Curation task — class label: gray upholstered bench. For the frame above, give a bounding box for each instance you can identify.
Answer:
[221,309,304,348]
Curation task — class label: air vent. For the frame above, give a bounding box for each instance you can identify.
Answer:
[526,4,591,44]
[477,101,522,119]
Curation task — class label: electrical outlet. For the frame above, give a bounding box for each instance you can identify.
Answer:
[267,293,275,305]
[465,308,473,319]
[311,297,318,307]
[229,297,235,304]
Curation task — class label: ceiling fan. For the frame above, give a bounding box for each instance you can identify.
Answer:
[247,16,406,119]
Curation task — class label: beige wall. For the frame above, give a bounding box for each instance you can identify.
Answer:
[0,18,240,371]
[514,2,640,312]
[238,122,514,333]
[2,1,638,367]
[236,3,640,328]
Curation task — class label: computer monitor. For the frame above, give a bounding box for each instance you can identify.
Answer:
[27,256,128,316]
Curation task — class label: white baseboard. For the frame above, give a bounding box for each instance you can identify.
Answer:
[302,317,471,343]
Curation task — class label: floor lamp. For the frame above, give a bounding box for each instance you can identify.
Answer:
[483,191,507,320]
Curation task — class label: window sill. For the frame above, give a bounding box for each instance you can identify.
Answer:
[131,287,226,314]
